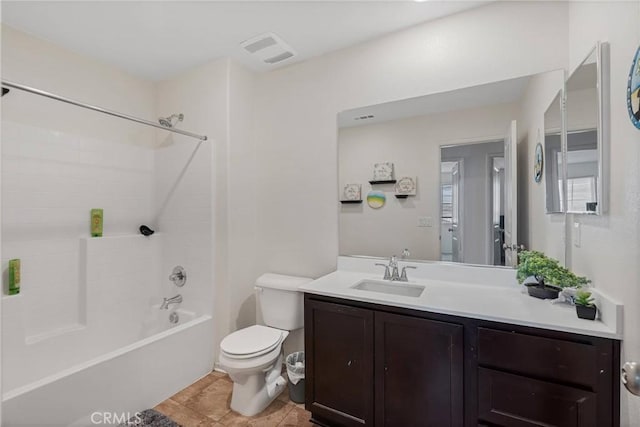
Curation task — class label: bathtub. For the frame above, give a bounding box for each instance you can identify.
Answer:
[1,235,214,426]
[2,310,214,426]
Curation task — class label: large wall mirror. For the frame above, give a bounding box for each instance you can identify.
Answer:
[337,72,561,267]
[562,42,609,215]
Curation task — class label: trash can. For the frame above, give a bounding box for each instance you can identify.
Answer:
[285,351,305,403]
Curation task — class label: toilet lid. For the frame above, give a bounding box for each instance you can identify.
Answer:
[220,325,284,358]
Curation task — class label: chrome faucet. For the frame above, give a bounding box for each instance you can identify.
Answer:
[376,256,401,281]
[376,255,417,282]
[399,265,416,282]
[160,294,182,310]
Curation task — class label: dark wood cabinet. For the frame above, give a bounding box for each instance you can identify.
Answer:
[304,293,620,427]
[305,299,374,427]
[478,368,597,427]
[375,312,463,427]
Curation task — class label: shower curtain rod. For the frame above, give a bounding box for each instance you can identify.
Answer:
[1,80,208,141]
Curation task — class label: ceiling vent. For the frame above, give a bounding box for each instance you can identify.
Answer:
[240,33,296,65]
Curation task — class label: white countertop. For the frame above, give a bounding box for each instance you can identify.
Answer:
[299,257,623,340]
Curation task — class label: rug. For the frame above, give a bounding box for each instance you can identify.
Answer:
[118,409,179,427]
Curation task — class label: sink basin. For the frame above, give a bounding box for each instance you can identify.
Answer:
[351,280,425,297]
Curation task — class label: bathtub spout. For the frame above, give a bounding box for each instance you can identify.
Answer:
[160,294,182,310]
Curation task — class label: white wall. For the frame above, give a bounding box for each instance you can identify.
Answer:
[519,2,640,423]
[0,25,190,404]
[565,2,640,424]
[247,0,568,283]
[338,104,515,263]
[225,0,569,359]
[155,58,238,369]
[1,26,157,342]
[518,71,567,263]
[0,25,156,147]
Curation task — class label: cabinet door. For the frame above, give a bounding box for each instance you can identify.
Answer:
[375,312,464,427]
[305,299,374,427]
[478,368,597,427]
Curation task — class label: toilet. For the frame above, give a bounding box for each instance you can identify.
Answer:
[218,273,312,416]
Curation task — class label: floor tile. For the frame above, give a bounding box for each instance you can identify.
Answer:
[277,407,313,427]
[171,373,221,404]
[183,378,234,421]
[210,370,227,379]
[218,400,293,427]
[154,398,219,427]
[276,389,291,404]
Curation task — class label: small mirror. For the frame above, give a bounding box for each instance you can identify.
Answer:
[564,43,609,214]
[544,91,564,213]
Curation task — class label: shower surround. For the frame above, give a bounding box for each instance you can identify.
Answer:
[0,119,214,425]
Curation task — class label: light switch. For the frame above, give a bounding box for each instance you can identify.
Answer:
[573,222,581,247]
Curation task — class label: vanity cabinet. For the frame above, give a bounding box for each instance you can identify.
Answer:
[304,299,374,427]
[375,312,463,426]
[304,294,620,427]
[305,296,464,427]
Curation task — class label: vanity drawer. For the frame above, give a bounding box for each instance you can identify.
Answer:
[477,327,597,388]
[478,368,597,427]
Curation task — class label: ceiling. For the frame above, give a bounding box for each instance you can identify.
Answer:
[1,1,489,81]
[338,75,531,128]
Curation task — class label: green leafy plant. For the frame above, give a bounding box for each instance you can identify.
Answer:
[574,290,595,307]
[517,250,590,288]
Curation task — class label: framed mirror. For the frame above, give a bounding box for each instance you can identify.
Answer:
[564,42,609,215]
[544,90,565,214]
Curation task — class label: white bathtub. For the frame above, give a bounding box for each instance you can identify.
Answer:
[1,235,214,426]
[2,311,214,426]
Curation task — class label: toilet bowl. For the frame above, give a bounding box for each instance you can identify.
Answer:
[219,325,290,416]
[218,273,312,416]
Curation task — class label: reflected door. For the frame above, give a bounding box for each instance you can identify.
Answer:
[440,161,463,262]
[503,120,518,267]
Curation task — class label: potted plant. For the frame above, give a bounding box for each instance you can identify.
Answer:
[517,251,590,300]
[575,290,597,320]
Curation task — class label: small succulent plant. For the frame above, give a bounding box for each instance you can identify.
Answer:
[574,290,595,307]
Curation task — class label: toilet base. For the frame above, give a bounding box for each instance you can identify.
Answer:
[228,354,287,416]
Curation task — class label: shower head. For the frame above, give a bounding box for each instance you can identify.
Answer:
[158,113,184,128]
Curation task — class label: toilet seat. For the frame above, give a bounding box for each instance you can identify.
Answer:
[220,325,285,360]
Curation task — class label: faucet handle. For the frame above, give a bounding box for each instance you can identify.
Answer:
[400,265,417,282]
[375,263,391,280]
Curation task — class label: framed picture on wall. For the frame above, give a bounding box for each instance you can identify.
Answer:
[341,184,362,201]
[395,176,417,196]
[372,162,394,181]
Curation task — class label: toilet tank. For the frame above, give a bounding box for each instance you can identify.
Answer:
[256,273,312,331]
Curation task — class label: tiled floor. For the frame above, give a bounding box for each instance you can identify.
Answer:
[154,371,313,427]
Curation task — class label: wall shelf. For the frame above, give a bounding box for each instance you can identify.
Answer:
[368,180,397,185]
[394,194,410,199]
[340,200,363,204]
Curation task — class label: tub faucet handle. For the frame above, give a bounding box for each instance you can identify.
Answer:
[169,266,187,287]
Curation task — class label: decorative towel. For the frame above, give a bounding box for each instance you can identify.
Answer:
[118,409,179,427]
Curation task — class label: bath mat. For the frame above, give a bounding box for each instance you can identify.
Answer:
[118,409,179,427]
